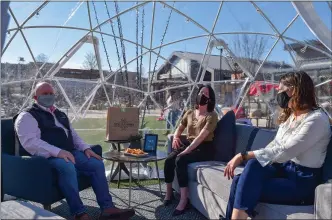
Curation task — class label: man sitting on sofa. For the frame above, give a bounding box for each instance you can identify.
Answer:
[14,82,135,220]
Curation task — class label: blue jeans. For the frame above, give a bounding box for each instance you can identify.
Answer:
[48,150,114,216]
[225,159,322,219]
[166,109,181,130]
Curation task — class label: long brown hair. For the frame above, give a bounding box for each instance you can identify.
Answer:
[278,71,318,124]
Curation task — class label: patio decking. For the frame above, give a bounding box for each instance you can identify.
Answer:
[24,184,206,220]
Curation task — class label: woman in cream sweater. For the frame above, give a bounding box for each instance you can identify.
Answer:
[223,71,331,220]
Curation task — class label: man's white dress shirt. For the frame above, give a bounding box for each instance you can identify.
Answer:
[14,104,90,158]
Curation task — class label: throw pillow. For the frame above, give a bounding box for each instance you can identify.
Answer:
[213,110,236,162]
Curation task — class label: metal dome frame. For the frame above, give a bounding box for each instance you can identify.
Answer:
[1,1,332,131]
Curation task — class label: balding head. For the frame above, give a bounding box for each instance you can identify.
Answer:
[34,82,54,97]
[33,82,56,108]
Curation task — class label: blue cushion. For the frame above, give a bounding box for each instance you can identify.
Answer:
[2,145,102,205]
[212,110,236,162]
[322,126,332,183]
[249,129,276,151]
[234,124,258,154]
[1,119,16,155]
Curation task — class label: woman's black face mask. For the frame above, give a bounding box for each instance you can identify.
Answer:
[276,91,291,109]
[197,93,209,106]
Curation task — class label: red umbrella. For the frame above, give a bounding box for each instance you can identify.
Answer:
[249,81,279,96]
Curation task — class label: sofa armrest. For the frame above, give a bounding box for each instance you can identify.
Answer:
[2,153,54,203]
[315,182,332,219]
[91,144,102,156]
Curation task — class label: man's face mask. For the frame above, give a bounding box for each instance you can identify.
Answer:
[276,91,291,109]
[197,93,209,106]
[37,94,55,108]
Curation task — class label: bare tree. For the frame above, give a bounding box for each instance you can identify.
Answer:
[82,51,97,70]
[36,53,48,63]
[35,53,55,77]
[230,25,268,75]
[225,26,269,116]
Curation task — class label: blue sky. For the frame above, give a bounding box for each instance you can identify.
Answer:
[3,1,331,74]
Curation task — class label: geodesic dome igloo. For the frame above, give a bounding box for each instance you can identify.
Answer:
[1,1,332,138]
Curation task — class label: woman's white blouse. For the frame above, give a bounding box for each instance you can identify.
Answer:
[253,109,331,168]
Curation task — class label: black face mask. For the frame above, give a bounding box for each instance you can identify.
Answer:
[197,94,209,106]
[276,91,291,109]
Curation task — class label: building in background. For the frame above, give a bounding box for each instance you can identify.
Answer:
[0,62,145,116]
[152,51,292,108]
[284,40,332,113]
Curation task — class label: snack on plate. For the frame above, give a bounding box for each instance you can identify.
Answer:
[124,148,146,155]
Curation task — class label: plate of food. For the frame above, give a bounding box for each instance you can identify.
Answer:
[124,148,149,157]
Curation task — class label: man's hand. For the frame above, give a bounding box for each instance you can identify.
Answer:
[85,148,102,160]
[172,137,182,150]
[58,150,75,164]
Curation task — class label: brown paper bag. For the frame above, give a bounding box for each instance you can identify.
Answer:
[106,107,139,141]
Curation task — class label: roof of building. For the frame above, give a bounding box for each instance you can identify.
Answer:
[155,51,294,78]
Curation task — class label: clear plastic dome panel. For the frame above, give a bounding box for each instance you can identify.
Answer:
[1,1,331,132]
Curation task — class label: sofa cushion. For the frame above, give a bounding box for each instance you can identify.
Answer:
[188,182,227,219]
[234,124,258,154]
[250,128,277,151]
[315,183,332,219]
[188,182,314,220]
[194,162,244,201]
[187,161,225,182]
[212,110,236,162]
[322,127,332,183]
[255,203,314,219]
[1,119,16,155]
[1,201,64,219]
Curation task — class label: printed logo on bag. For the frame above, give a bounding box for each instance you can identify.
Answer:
[114,119,135,130]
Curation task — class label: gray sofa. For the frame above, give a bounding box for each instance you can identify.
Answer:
[1,201,64,219]
[169,124,332,219]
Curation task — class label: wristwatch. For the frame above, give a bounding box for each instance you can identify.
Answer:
[240,151,248,161]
